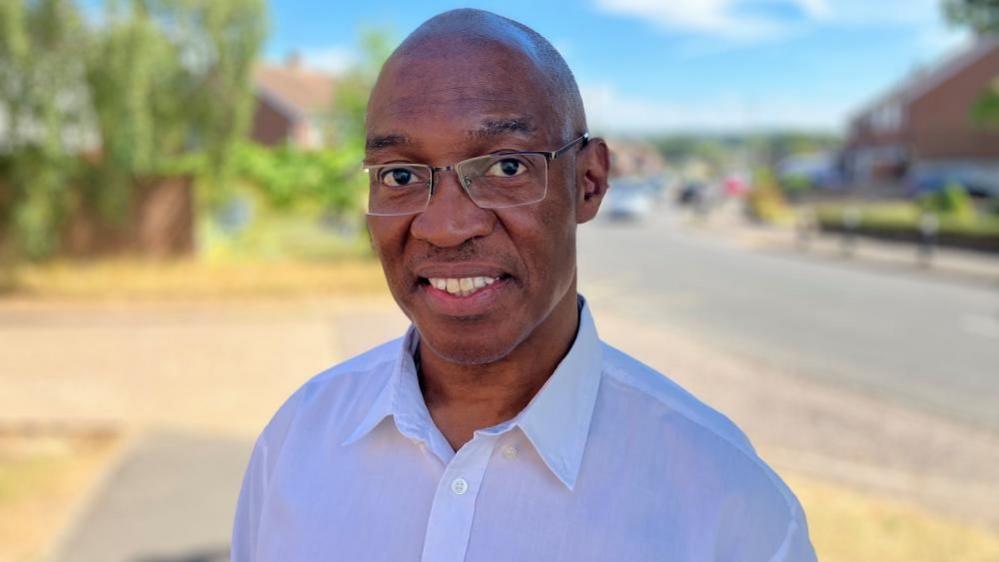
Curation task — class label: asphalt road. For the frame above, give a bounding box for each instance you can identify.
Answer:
[578,208,999,433]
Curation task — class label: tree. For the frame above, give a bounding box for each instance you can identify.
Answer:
[329,28,394,152]
[85,0,268,212]
[0,0,85,258]
[944,0,999,33]
[226,29,396,220]
[943,0,999,126]
[0,0,267,260]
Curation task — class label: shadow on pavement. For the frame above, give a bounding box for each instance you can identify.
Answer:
[53,431,252,562]
[135,546,230,562]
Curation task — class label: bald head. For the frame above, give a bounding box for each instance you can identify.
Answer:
[367,9,586,141]
[363,10,611,369]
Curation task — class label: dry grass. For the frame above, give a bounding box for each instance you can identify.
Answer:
[790,475,999,562]
[0,431,122,562]
[1,258,388,300]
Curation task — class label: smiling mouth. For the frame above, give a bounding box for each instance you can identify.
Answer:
[419,275,511,297]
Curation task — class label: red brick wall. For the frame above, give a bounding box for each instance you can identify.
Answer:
[250,95,294,146]
[63,177,194,258]
[909,47,999,160]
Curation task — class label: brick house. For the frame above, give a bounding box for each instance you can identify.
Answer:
[843,37,999,194]
[250,56,336,149]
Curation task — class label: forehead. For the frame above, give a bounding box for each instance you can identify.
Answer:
[366,38,559,149]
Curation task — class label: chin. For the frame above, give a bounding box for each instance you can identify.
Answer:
[417,326,524,366]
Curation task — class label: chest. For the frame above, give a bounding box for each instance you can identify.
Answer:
[254,429,717,562]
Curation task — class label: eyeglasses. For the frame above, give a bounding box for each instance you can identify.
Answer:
[363,132,589,216]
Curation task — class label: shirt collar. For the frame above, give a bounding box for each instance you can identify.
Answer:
[342,296,604,491]
[341,328,430,446]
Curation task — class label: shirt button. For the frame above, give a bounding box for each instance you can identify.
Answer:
[502,445,518,459]
[450,477,468,495]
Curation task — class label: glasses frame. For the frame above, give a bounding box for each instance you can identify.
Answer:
[363,132,590,216]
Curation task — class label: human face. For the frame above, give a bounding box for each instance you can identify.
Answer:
[365,40,586,365]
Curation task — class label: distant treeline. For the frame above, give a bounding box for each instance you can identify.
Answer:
[648,132,842,171]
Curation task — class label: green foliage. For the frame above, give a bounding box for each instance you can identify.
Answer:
[84,0,267,211]
[650,135,731,172]
[0,0,266,260]
[650,132,840,173]
[327,28,393,151]
[748,132,840,168]
[814,200,999,238]
[158,0,269,192]
[944,0,999,34]
[231,142,366,214]
[83,1,175,223]
[0,0,84,258]
[200,212,372,262]
[944,0,999,127]
[747,168,795,223]
[780,173,813,197]
[918,183,978,222]
[970,79,999,127]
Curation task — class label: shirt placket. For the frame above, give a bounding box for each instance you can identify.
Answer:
[420,433,499,562]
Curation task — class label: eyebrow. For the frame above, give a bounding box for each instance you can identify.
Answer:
[470,118,537,139]
[366,133,412,151]
[365,117,537,153]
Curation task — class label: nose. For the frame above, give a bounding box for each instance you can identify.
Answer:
[410,168,496,248]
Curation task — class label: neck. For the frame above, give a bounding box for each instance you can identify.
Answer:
[417,286,581,450]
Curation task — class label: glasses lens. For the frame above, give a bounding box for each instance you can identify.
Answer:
[456,153,548,209]
[367,164,432,215]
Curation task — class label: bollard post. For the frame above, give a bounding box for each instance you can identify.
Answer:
[917,211,939,268]
[841,206,861,258]
[796,207,815,251]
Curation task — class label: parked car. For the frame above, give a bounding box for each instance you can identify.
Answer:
[604,178,655,221]
[908,162,999,198]
[677,180,706,206]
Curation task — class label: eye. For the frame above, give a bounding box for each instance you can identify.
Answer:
[485,157,527,178]
[381,167,417,187]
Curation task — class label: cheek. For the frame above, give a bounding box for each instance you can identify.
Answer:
[501,202,576,290]
[368,217,412,281]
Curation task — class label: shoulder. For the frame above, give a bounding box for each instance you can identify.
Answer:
[597,343,813,558]
[255,337,403,452]
[599,342,754,453]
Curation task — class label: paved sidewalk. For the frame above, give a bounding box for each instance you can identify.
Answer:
[687,202,999,287]
[52,432,250,562]
[24,299,410,562]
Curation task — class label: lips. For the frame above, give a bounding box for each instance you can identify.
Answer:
[413,264,514,315]
[426,275,500,297]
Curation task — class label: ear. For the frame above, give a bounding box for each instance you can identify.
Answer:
[574,138,611,224]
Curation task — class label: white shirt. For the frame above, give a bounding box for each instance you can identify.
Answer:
[232,299,816,562]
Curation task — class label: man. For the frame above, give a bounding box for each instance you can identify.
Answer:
[233,9,815,562]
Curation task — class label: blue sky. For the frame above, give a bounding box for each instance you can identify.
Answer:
[263,0,971,135]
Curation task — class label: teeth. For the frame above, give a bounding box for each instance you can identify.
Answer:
[427,276,501,297]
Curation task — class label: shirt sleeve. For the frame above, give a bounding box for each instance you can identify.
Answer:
[769,501,817,562]
[231,437,269,562]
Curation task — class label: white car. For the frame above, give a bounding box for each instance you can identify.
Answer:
[603,179,655,221]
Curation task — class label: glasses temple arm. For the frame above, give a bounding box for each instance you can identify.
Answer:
[550,132,590,160]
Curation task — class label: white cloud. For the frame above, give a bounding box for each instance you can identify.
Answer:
[581,81,851,133]
[593,0,949,43]
[818,0,939,26]
[917,22,973,59]
[593,0,831,41]
[298,46,358,74]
